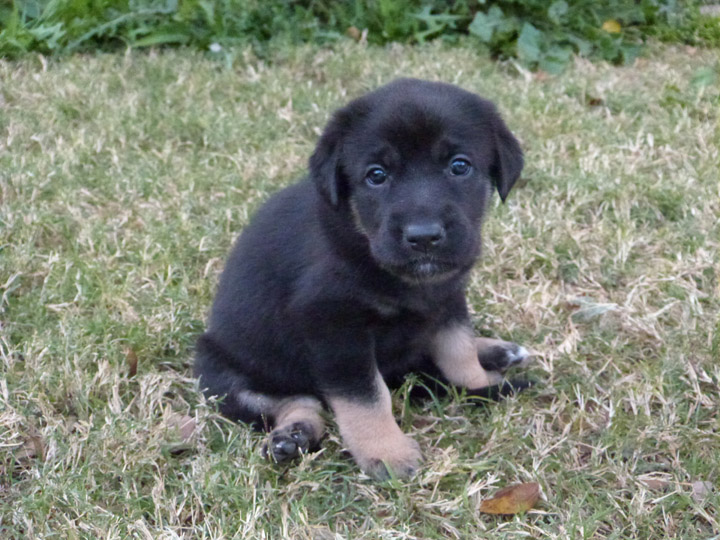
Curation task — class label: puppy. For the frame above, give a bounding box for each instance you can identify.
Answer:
[195,78,530,479]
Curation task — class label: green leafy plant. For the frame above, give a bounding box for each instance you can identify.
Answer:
[0,0,717,68]
[466,0,672,72]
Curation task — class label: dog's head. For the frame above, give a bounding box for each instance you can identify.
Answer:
[310,78,523,284]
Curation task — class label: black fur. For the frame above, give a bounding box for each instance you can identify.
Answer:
[195,78,525,428]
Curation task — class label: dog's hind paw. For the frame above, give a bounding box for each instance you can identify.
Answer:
[263,421,317,463]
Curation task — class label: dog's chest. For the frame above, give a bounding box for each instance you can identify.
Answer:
[369,285,447,319]
[371,301,445,368]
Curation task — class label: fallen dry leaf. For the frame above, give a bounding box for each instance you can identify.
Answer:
[16,434,45,462]
[479,482,540,515]
[126,348,138,378]
[691,480,713,503]
[346,26,361,41]
[638,475,671,491]
[168,414,197,442]
[602,19,621,33]
[3,431,46,477]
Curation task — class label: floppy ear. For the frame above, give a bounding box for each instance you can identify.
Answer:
[490,114,524,202]
[309,112,347,208]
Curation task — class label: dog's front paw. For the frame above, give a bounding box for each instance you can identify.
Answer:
[263,421,317,463]
[477,338,531,373]
[353,434,422,480]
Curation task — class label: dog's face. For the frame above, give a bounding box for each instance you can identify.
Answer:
[310,79,523,283]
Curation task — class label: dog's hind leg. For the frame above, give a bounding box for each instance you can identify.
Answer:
[263,396,325,463]
[195,334,325,463]
[194,334,272,425]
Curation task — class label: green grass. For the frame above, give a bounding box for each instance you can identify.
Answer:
[1,41,719,538]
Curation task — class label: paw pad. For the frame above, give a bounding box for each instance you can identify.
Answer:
[263,423,313,463]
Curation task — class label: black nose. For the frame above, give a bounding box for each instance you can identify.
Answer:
[403,222,446,252]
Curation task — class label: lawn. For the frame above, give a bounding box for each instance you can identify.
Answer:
[1,40,718,538]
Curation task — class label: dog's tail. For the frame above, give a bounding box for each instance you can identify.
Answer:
[194,333,280,429]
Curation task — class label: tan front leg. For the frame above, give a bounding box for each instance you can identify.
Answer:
[431,324,503,389]
[327,372,421,479]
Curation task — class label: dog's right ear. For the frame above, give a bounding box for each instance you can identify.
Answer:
[309,110,349,208]
[490,114,524,203]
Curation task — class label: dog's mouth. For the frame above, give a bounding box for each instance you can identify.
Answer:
[385,258,460,284]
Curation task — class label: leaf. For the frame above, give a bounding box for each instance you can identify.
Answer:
[691,480,713,502]
[490,6,515,34]
[10,429,46,472]
[638,473,671,490]
[133,33,190,47]
[468,7,505,43]
[468,12,493,42]
[412,6,461,44]
[539,57,566,74]
[198,0,215,24]
[17,434,45,462]
[566,34,592,57]
[620,44,641,65]
[691,66,718,88]
[346,26,361,41]
[126,348,138,378]
[595,34,622,63]
[548,1,569,25]
[517,23,543,63]
[540,44,572,74]
[169,414,197,442]
[602,20,622,33]
[28,23,66,50]
[568,296,618,322]
[479,482,540,515]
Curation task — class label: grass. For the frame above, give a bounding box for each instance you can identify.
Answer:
[1,40,719,538]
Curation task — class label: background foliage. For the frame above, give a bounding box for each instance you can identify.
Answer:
[1,0,719,69]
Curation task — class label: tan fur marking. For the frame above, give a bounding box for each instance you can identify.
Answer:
[349,199,369,237]
[236,389,280,416]
[328,372,421,476]
[432,324,502,388]
[476,337,508,351]
[273,396,325,439]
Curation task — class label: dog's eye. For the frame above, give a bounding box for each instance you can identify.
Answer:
[449,158,472,176]
[365,167,388,187]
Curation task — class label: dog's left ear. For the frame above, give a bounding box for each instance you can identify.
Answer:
[489,112,524,202]
[309,110,350,208]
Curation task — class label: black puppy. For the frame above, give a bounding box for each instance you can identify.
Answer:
[195,79,530,479]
